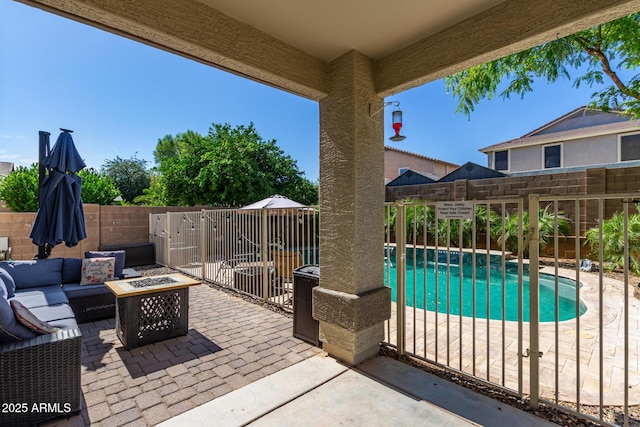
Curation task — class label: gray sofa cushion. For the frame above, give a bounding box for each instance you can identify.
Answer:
[62,283,112,299]
[0,280,37,342]
[0,259,64,289]
[47,317,79,331]
[0,267,16,298]
[12,286,69,309]
[62,258,82,284]
[28,303,76,323]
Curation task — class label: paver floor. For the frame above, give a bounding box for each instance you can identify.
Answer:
[42,283,322,427]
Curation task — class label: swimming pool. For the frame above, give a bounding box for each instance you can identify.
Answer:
[385,247,587,322]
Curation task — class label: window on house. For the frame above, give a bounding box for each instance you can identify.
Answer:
[494,150,508,171]
[544,144,561,169]
[398,167,409,175]
[620,133,640,161]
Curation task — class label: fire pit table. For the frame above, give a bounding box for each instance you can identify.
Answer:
[105,273,200,350]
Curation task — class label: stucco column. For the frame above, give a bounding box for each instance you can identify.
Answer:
[313,50,391,365]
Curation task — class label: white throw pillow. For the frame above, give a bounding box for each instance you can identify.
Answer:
[80,257,115,285]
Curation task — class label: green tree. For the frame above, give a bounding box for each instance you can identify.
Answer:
[284,177,319,206]
[78,168,120,205]
[585,210,640,274]
[132,172,166,206]
[154,123,318,207]
[0,165,120,211]
[445,13,640,118]
[102,155,151,203]
[0,163,39,212]
[154,130,209,206]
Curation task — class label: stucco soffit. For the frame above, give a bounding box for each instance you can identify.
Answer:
[17,0,329,100]
[374,0,640,97]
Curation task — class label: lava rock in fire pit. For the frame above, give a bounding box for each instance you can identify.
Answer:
[128,276,178,289]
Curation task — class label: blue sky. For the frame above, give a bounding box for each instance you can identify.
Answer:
[0,1,631,181]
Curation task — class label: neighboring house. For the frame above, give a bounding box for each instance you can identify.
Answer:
[384,145,458,184]
[481,106,640,174]
[387,162,503,188]
[386,169,437,187]
[0,162,14,178]
[438,161,505,182]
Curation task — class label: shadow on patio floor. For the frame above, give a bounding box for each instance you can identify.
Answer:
[42,283,322,426]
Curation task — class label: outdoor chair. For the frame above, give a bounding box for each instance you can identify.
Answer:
[270,250,303,284]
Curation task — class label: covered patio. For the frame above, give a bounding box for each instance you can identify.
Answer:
[13,0,640,425]
[19,0,638,371]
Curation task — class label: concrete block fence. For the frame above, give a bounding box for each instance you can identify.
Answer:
[385,165,640,259]
[0,205,203,261]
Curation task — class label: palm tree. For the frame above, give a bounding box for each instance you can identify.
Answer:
[585,210,640,274]
[491,204,571,257]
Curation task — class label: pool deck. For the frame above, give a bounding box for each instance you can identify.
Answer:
[386,266,640,406]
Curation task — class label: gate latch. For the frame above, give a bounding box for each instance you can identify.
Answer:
[521,348,543,358]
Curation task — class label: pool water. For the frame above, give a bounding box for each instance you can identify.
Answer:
[385,249,587,322]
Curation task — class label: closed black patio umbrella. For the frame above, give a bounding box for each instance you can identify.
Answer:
[30,129,87,258]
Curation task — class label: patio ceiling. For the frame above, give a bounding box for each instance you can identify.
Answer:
[17,0,640,100]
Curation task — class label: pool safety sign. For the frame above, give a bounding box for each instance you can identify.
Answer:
[437,201,474,219]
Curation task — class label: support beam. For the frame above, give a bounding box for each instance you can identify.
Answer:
[315,51,390,365]
[375,0,640,96]
[18,0,329,100]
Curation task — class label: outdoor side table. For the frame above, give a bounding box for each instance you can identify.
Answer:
[105,273,200,350]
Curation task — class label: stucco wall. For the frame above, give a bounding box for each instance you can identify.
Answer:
[510,145,542,172]
[489,134,622,173]
[563,135,617,167]
[384,149,456,181]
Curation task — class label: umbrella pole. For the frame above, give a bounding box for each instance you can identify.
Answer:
[36,131,50,259]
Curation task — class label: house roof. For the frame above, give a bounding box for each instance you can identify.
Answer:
[480,106,640,153]
[0,162,14,177]
[384,146,458,167]
[438,161,506,182]
[386,169,437,187]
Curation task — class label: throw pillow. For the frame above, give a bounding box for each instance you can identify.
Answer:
[0,267,16,298]
[0,281,37,343]
[85,250,125,278]
[10,300,60,335]
[80,257,115,285]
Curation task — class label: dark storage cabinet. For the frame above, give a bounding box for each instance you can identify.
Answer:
[293,265,320,347]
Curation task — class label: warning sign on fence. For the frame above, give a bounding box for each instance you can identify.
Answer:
[436,201,474,219]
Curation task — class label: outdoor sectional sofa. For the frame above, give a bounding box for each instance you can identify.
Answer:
[0,254,124,426]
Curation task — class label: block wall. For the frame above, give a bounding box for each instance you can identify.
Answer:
[0,204,202,261]
[385,166,640,259]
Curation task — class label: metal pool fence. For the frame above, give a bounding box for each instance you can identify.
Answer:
[150,207,319,312]
[151,193,638,426]
[384,194,639,427]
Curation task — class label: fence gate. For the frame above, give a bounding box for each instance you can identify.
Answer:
[149,207,319,312]
[385,194,638,427]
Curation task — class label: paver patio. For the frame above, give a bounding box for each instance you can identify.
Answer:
[41,279,322,427]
